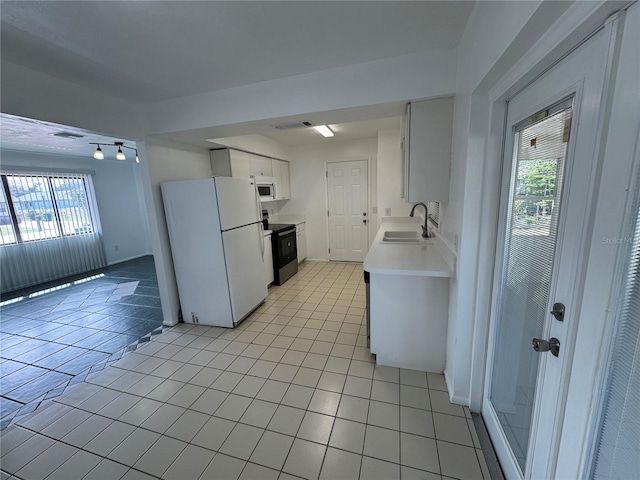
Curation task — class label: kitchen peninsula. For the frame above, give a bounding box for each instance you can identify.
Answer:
[364,218,455,372]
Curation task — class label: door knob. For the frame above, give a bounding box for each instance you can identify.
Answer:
[363,212,367,216]
[532,337,560,357]
[363,219,367,224]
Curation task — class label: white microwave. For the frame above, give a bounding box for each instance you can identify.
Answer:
[255,177,277,202]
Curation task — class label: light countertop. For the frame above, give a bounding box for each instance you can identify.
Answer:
[364,220,454,277]
[271,214,305,225]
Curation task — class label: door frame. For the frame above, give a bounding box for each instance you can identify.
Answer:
[467,6,633,480]
[467,2,628,413]
[324,157,373,262]
[483,83,584,479]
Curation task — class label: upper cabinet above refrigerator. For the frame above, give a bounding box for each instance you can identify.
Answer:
[210,148,291,201]
[402,97,454,203]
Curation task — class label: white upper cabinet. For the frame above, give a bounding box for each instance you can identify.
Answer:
[280,161,290,199]
[211,148,290,200]
[210,149,251,178]
[403,97,453,202]
[271,159,291,200]
[272,159,282,199]
[249,155,273,177]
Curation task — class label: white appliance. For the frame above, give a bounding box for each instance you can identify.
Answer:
[161,177,268,327]
[255,176,277,202]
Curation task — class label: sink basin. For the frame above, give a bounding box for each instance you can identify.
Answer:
[380,231,434,244]
[384,231,420,240]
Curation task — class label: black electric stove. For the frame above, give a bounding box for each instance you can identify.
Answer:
[266,223,298,285]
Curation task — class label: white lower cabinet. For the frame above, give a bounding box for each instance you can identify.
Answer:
[369,273,449,372]
[296,223,306,263]
[263,233,274,285]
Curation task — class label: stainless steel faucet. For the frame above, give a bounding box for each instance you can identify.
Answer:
[409,203,430,238]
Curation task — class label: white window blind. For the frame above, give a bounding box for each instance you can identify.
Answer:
[0,172,106,293]
[428,201,440,227]
[591,199,640,479]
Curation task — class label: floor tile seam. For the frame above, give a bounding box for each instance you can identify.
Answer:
[17,404,185,479]
[2,371,74,403]
[6,420,132,475]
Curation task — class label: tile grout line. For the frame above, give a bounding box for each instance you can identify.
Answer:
[4,263,477,480]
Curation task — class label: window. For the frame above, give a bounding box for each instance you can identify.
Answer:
[0,185,17,245]
[0,173,96,245]
[428,201,440,227]
[591,202,640,480]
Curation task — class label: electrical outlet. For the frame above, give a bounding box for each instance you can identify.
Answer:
[191,312,199,323]
[385,208,391,216]
[114,245,119,251]
[372,206,378,214]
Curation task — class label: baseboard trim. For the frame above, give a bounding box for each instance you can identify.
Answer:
[107,253,153,266]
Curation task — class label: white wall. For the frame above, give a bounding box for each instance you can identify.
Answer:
[143,48,457,135]
[280,139,378,261]
[439,0,565,405]
[0,149,151,265]
[1,61,144,140]
[376,129,411,228]
[137,137,213,326]
[209,134,291,161]
[442,0,626,408]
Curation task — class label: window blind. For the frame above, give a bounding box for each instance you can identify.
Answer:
[0,172,106,293]
[591,199,640,479]
[428,201,440,227]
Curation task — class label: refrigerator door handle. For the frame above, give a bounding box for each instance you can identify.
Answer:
[253,181,262,223]
[254,182,265,259]
[259,222,265,259]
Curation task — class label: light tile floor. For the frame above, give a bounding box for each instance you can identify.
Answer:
[0,262,490,480]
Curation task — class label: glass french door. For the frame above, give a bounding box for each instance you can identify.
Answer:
[489,99,573,473]
[483,25,613,479]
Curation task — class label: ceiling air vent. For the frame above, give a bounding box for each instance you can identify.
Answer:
[52,132,85,139]
[273,121,313,130]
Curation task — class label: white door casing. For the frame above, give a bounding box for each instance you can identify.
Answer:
[483,23,618,480]
[327,160,368,262]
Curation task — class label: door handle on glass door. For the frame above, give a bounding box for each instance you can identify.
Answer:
[532,337,560,357]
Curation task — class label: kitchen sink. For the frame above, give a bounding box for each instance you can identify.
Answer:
[380,231,434,244]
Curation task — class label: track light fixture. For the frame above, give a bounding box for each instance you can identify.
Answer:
[93,144,104,160]
[90,141,139,163]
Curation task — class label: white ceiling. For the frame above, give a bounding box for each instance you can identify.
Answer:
[1,1,474,104]
[260,117,402,146]
[1,2,471,154]
[0,114,135,159]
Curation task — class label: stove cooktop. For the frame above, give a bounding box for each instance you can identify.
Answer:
[267,223,295,233]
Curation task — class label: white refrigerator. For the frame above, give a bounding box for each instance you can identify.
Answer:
[161,177,268,327]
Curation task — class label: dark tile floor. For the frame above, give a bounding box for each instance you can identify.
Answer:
[0,256,164,426]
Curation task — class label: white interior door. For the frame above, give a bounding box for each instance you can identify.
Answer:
[484,27,614,479]
[327,160,368,262]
